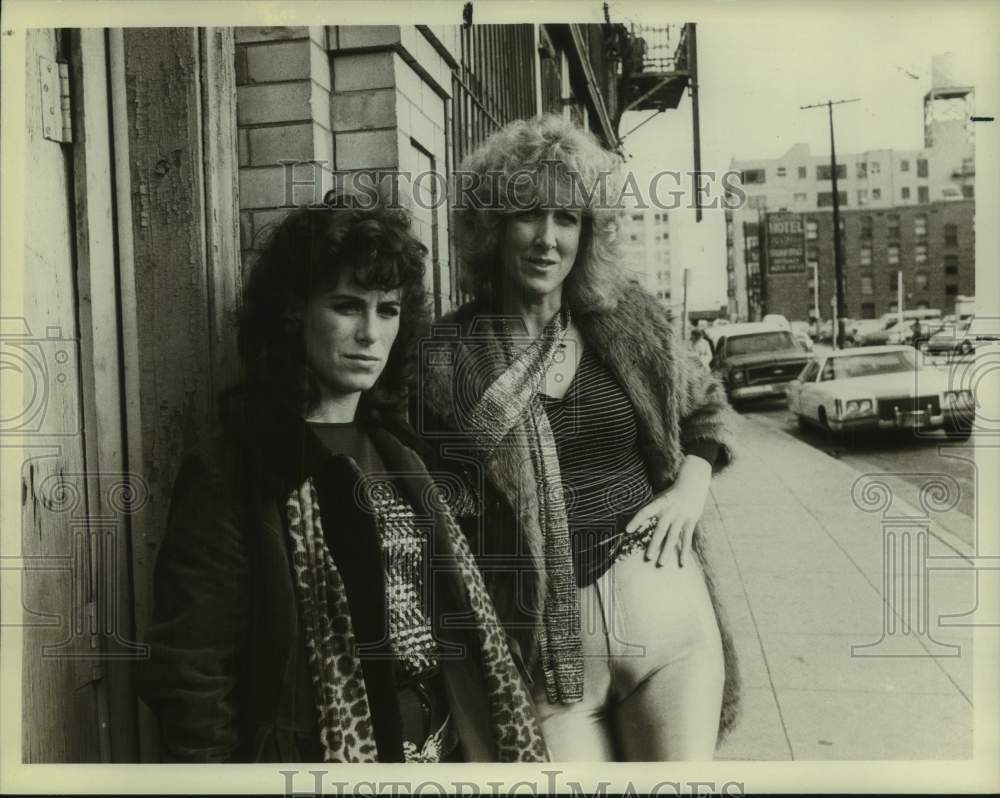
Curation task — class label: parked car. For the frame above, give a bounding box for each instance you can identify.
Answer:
[922,316,1000,357]
[706,322,811,407]
[786,344,974,440]
[848,318,887,345]
[855,309,943,347]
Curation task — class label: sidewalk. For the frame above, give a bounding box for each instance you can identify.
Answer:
[707,412,981,760]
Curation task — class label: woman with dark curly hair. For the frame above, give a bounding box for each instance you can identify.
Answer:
[420,115,741,761]
[136,195,547,763]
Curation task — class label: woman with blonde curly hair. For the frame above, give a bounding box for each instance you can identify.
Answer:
[419,115,741,761]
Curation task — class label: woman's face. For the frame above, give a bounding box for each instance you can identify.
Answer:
[302,275,402,400]
[500,206,582,303]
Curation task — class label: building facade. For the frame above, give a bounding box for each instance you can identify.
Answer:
[619,209,673,307]
[725,54,975,322]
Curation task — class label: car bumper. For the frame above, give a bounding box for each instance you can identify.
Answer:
[730,381,794,400]
[827,408,968,432]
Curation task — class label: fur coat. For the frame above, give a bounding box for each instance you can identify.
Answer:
[418,283,742,742]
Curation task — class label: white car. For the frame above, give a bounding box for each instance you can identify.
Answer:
[786,345,974,440]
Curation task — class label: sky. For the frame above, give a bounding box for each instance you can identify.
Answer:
[611,1,994,312]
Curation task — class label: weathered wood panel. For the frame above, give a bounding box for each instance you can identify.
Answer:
[118,28,242,759]
[69,28,144,763]
[21,27,103,764]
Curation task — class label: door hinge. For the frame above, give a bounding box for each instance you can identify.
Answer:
[40,56,72,144]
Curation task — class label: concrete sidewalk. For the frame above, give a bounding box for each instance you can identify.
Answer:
[706,412,981,760]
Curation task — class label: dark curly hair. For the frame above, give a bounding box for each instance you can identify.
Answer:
[238,195,429,418]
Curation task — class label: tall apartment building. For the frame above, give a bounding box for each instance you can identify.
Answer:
[620,210,673,308]
[726,53,975,321]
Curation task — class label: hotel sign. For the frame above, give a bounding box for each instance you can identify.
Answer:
[766,213,806,273]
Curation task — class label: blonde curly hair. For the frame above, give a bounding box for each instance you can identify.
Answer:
[453,114,626,312]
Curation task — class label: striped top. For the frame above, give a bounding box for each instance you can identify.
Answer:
[540,347,655,587]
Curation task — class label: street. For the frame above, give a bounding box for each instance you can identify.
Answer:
[743,397,977,547]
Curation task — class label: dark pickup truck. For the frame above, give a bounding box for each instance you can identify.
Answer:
[708,324,811,408]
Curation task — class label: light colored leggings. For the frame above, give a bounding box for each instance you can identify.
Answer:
[531,546,725,761]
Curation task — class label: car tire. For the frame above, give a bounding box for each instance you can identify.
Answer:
[796,414,811,431]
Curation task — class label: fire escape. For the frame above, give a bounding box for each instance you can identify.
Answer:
[612,22,704,220]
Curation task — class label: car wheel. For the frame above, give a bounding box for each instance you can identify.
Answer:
[796,414,810,431]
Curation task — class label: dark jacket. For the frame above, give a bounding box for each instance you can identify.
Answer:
[419,284,742,742]
[135,393,527,762]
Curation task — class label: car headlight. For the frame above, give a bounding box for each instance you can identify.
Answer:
[944,389,974,408]
[839,398,876,418]
[731,369,745,385]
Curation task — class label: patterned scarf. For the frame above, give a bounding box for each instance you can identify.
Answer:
[461,310,583,704]
[285,475,548,762]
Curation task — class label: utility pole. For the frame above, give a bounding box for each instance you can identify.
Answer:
[801,98,859,349]
[682,267,690,334]
[812,260,820,324]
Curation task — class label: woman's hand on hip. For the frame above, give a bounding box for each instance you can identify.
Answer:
[626,455,713,568]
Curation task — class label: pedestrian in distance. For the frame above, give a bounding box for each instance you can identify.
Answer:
[419,114,741,761]
[691,327,714,369]
[136,194,548,763]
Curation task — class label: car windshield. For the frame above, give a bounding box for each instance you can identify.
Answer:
[725,331,798,355]
[826,350,916,379]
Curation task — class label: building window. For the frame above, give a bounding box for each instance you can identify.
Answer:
[748,195,767,210]
[856,162,867,179]
[805,219,818,240]
[741,169,766,185]
[962,184,974,199]
[817,164,847,180]
[918,186,929,203]
[901,187,910,200]
[944,254,959,275]
[632,213,643,221]
[872,188,882,200]
[857,189,868,205]
[914,215,927,237]
[887,213,899,238]
[945,284,959,296]
[861,275,874,295]
[798,166,807,178]
[861,302,876,319]
[860,245,872,266]
[915,243,927,264]
[914,271,929,290]
[900,159,910,172]
[889,272,899,291]
[793,192,808,201]
[944,224,958,246]
[777,166,787,177]
[870,161,881,174]
[861,216,873,238]
[630,234,638,241]
[888,244,900,265]
[917,158,928,178]
[817,191,848,207]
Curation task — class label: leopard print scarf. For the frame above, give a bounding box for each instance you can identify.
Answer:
[285,477,548,762]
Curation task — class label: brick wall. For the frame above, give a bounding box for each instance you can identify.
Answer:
[762,200,975,321]
[236,26,333,266]
[236,25,456,313]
